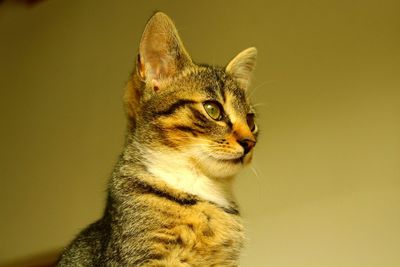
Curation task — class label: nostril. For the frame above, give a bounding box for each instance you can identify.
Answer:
[238,138,256,155]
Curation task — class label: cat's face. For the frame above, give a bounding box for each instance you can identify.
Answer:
[125,12,258,179]
[135,66,257,178]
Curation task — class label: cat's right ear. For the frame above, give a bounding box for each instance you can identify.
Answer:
[226,47,257,91]
[137,12,192,91]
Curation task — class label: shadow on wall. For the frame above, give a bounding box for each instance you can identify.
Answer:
[0,0,47,7]
[0,250,60,267]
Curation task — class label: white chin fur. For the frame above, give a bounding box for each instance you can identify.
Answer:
[143,148,245,208]
[196,155,243,179]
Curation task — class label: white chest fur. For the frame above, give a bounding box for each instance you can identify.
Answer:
[144,149,232,208]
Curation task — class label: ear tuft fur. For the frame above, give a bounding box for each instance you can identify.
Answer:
[138,12,192,84]
[125,12,193,128]
[226,47,257,91]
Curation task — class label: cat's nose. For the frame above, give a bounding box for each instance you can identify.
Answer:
[238,138,256,155]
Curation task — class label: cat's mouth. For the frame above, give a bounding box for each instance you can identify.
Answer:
[209,153,244,164]
[220,157,243,164]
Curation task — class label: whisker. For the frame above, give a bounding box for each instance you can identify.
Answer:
[249,164,263,198]
[252,103,267,108]
[249,80,275,98]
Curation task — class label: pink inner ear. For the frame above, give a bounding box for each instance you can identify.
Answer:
[152,79,160,92]
[137,54,146,80]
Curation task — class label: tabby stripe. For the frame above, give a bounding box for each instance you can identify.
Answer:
[161,137,179,148]
[174,125,206,136]
[155,99,196,117]
[155,125,179,148]
[214,71,226,102]
[189,107,209,124]
[223,206,240,215]
[223,117,233,129]
[193,122,206,129]
[203,86,218,99]
[133,178,198,206]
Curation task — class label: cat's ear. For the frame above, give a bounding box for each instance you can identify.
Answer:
[137,12,192,89]
[226,47,257,91]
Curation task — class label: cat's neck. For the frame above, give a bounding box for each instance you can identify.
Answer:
[120,141,236,209]
[143,148,235,208]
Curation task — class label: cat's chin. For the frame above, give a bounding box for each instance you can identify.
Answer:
[210,152,253,165]
[197,154,252,179]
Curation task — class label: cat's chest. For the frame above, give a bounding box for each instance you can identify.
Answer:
[147,201,244,265]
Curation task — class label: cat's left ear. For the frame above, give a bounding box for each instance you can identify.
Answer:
[226,47,257,91]
[137,12,193,90]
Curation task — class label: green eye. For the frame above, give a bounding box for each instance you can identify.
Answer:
[203,101,222,120]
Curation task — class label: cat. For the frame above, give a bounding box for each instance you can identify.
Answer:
[57,12,258,267]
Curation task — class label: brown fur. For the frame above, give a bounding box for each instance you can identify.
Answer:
[58,12,258,266]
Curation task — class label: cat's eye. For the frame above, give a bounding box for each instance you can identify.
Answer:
[203,101,222,120]
[247,113,256,132]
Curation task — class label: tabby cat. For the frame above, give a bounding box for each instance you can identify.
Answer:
[58,12,258,266]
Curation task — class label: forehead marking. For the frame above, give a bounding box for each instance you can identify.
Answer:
[224,92,242,125]
[213,70,226,102]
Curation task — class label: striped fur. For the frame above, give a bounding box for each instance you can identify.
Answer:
[58,12,258,266]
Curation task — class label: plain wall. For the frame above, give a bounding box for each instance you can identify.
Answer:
[0,0,399,266]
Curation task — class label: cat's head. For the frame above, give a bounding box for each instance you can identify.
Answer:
[124,12,258,179]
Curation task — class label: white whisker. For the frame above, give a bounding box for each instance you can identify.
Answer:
[249,80,275,99]
[252,103,267,108]
[248,164,266,200]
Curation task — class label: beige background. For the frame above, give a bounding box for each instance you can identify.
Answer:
[1,0,399,266]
